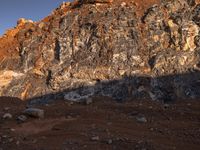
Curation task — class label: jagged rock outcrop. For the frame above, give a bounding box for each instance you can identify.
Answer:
[0,0,200,103]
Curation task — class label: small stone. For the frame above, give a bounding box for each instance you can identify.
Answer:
[32,139,37,144]
[85,98,93,105]
[91,136,100,141]
[70,101,74,105]
[17,115,27,122]
[149,106,153,109]
[17,18,33,26]
[107,139,113,144]
[9,138,13,142]
[23,108,44,118]
[2,135,8,138]
[3,113,12,119]
[16,141,20,145]
[121,2,126,7]
[150,128,154,131]
[136,114,147,123]
[10,128,15,132]
[3,107,10,111]
[67,115,73,119]
[164,104,170,109]
[38,22,45,29]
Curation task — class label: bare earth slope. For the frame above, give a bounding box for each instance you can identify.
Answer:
[0,97,200,150]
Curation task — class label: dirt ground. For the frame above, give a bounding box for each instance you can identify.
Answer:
[0,97,199,150]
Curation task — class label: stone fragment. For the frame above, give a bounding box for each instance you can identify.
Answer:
[38,22,46,29]
[181,21,199,51]
[3,107,10,111]
[17,115,27,122]
[91,136,100,141]
[2,113,12,119]
[85,97,93,105]
[23,108,44,118]
[17,18,33,26]
[136,114,147,123]
[107,139,113,144]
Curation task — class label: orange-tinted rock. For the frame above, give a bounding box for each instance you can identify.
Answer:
[0,0,200,102]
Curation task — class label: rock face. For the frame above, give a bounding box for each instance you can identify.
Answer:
[0,0,200,103]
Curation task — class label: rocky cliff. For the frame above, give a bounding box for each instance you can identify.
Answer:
[0,0,200,103]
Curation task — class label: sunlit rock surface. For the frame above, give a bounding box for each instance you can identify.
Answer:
[0,0,200,102]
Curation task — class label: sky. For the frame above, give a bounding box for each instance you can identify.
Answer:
[0,0,72,35]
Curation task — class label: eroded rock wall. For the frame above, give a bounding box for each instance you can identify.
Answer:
[0,0,200,102]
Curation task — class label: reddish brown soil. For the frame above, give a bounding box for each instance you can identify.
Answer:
[0,97,199,150]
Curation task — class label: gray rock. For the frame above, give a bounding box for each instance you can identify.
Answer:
[107,139,113,144]
[136,114,147,123]
[91,136,100,141]
[23,108,44,118]
[3,107,10,111]
[85,98,93,105]
[2,113,12,119]
[17,115,27,122]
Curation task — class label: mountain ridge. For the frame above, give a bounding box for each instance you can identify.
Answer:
[0,0,200,102]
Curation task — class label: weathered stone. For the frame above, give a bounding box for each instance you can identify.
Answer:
[91,136,100,141]
[2,113,12,119]
[136,114,147,123]
[17,18,33,26]
[23,108,44,118]
[181,21,199,51]
[17,115,27,122]
[85,97,93,105]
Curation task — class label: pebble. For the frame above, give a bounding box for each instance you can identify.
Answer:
[8,138,13,142]
[91,136,100,141]
[164,104,170,109]
[23,108,44,118]
[16,141,20,145]
[121,2,126,7]
[10,128,15,132]
[3,107,10,111]
[2,113,13,119]
[85,98,93,105]
[2,135,8,138]
[107,139,113,144]
[136,115,147,123]
[17,115,27,122]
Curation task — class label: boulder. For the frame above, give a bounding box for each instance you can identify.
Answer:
[23,108,44,118]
